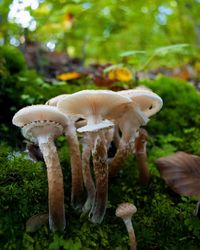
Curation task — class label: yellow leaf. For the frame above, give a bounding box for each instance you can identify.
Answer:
[57,72,81,81]
[108,67,132,82]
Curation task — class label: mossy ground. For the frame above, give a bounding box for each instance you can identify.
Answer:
[1,46,200,250]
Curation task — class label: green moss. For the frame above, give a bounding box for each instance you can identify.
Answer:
[1,75,200,249]
[0,144,47,249]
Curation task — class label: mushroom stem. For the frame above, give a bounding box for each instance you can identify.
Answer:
[135,129,150,185]
[123,219,137,250]
[81,135,96,214]
[135,150,150,185]
[38,136,65,232]
[89,133,108,223]
[65,121,85,210]
[113,125,120,148]
[194,201,200,217]
[109,138,134,177]
[108,105,147,178]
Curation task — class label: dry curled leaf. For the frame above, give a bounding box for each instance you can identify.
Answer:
[156,151,200,199]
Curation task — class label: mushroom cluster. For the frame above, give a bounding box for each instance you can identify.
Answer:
[12,87,162,231]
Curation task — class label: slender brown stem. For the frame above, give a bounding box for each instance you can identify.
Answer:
[81,136,96,214]
[39,138,65,232]
[135,152,150,185]
[89,134,108,223]
[135,129,150,185]
[113,125,120,148]
[65,122,85,210]
[109,139,134,177]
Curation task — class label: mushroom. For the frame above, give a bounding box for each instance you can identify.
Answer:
[46,95,85,210]
[135,128,150,185]
[58,90,131,223]
[119,86,163,117]
[12,105,66,232]
[108,102,149,177]
[45,94,69,106]
[116,203,137,250]
[109,87,163,177]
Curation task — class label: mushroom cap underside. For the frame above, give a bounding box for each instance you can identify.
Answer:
[12,105,67,128]
[57,90,131,118]
[22,121,64,144]
[77,119,114,133]
[106,102,149,129]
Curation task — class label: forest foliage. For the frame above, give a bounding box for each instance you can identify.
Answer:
[1,0,200,62]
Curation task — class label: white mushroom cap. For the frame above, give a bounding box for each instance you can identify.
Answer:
[46,94,70,107]
[57,90,132,122]
[118,88,163,117]
[116,203,137,220]
[12,105,67,128]
[12,105,67,144]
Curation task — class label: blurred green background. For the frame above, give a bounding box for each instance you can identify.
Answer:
[1,0,200,61]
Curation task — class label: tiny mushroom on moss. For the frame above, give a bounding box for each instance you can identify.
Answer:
[58,90,131,223]
[116,203,137,250]
[12,105,66,232]
[46,94,85,210]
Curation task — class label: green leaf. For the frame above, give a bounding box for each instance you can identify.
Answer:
[119,50,146,57]
[103,63,124,74]
[154,44,190,56]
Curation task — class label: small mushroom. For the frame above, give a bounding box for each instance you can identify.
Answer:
[58,90,131,223]
[109,88,163,177]
[119,86,163,117]
[46,94,85,210]
[108,102,149,177]
[116,203,137,250]
[135,128,150,185]
[12,105,66,232]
